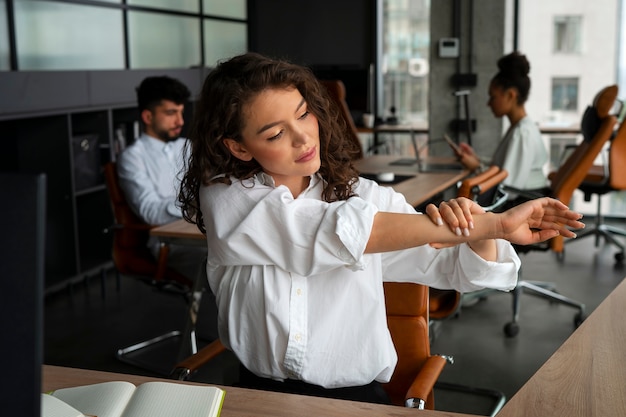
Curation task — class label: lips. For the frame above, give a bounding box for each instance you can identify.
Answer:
[296,147,317,163]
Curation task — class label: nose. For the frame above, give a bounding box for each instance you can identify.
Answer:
[292,126,308,146]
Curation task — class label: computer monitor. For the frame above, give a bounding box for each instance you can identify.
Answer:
[0,173,46,417]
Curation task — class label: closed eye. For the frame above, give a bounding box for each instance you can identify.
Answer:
[267,129,284,141]
[298,110,310,120]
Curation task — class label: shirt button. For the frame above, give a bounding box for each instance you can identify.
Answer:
[294,333,302,342]
[296,288,302,296]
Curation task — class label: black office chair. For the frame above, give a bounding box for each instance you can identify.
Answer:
[103,162,198,376]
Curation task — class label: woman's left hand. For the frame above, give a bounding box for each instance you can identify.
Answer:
[425,197,485,248]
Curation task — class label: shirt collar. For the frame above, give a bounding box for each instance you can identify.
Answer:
[254,172,323,194]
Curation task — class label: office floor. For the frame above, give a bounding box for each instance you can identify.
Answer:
[44,220,626,416]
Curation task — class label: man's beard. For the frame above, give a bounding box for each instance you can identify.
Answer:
[155,128,179,142]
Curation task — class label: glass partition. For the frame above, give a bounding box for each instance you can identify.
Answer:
[203,0,246,19]
[204,20,247,67]
[128,0,198,13]
[14,0,124,70]
[128,11,201,69]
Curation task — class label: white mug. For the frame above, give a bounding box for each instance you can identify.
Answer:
[362,113,374,128]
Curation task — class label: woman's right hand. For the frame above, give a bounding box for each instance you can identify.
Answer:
[457,143,482,171]
[499,197,585,245]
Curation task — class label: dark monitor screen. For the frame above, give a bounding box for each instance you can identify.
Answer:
[0,173,46,417]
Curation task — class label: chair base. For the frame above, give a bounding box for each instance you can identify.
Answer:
[568,223,626,265]
[503,280,586,338]
[460,278,586,339]
[434,381,506,417]
[116,329,199,376]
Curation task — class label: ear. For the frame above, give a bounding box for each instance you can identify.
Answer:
[506,87,519,103]
[140,109,153,126]
[223,138,253,161]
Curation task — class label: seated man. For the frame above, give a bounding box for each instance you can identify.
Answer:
[118,76,217,339]
[117,75,203,283]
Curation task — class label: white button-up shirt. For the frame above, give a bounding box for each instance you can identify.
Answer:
[117,133,188,225]
[200,173,520,389]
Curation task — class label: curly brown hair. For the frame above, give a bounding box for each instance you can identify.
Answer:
[179,52,362,233]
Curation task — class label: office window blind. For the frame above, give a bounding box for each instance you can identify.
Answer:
[204,20,247,67]
[14,0,124,70]
[128,11,201,69]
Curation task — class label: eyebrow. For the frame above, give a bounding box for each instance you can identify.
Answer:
[256,97,307,135]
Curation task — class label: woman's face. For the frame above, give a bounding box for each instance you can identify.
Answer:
[487,83,516,118]
[224,87,321,190]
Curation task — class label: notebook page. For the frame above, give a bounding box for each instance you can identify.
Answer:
[52,381,136,417]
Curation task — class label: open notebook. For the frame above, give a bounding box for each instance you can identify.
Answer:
[42,381,225,417]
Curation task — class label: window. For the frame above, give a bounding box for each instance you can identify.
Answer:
[3,0,247,71]
[128,11,201,69]
[0,0,8,70]
[551,78,578,111]
[204,20,247,67]
[553,16,582,53]
[14,0,124,70]
[381,0,430,124]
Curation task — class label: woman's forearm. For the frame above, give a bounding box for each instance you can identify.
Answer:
[365,211,500,254]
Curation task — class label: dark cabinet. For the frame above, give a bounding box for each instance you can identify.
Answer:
[0,69,207,292]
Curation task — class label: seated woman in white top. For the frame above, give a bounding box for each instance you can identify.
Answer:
[456,51,550,207]
[178,52,583,404]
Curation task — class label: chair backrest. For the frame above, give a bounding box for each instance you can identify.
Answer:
[548,85,618,252]
[319,79,364,160]
[382,282,435,407]
[103,162,189,286]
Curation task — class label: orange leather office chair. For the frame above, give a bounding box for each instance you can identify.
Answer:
[172,282,449,410]
[319,79,364,160]
[103,161,195,375]
[575,102,626,265]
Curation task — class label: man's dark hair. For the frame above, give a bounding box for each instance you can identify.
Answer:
[136,76,191,112]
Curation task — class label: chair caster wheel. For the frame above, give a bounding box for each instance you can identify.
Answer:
[574,313,585,328]
[504,322,519,338]
[615,252,624,265]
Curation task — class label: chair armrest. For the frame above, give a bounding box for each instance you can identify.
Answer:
[404,355,449,409]
[500,184,547,201]
[170,339,227,381]
[104,222,153,234]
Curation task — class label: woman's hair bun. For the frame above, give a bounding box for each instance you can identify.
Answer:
[497,51,530,77]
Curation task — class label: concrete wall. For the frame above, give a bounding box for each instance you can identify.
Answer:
[429,0,508,158]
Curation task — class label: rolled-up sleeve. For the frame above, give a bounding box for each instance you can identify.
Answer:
[201,181,378,276]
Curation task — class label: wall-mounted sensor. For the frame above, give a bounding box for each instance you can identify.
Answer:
[439,38,459,58]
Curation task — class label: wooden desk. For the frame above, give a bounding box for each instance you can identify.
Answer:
[496,277,626,417]
[42,365,477,417]
[355,155,469,207]
[151,218,205,246]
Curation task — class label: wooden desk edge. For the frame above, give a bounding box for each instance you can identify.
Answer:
[42,365,478,417]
